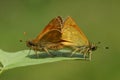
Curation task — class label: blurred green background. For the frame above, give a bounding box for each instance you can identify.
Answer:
[0,0,120,80]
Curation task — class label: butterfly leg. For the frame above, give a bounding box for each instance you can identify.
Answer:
[78,49,85,58]
[88,51,92,61]
[34,49,39,58]
[43,47,52,56]
[83,48,90,60]
[70,48,80,56]
[27,48,31,56]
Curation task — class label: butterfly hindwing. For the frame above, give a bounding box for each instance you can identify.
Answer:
[39,29,62,44]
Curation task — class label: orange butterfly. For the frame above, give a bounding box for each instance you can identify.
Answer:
[61,16,97,60]
[26,16,64,57]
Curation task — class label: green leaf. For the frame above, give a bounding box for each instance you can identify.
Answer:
[0,49,84,74]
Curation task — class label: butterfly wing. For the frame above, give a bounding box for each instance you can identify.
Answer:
[37,29,63,49]
[33,16,63,43]
[40,29,62,43]
[61,16,89,47]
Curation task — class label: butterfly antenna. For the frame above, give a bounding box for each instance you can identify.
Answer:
[23,32,27,42]
[20,32,27,43]
[95,41,109,49]
[94,41,101,48]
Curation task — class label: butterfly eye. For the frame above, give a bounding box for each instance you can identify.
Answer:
[28,41,34,46]
[91,46,97,51]
[26,41,36,47]
[30,42,36,46]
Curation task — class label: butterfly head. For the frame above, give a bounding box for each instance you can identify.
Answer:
[90,43,97,51]
[26,40,37,48]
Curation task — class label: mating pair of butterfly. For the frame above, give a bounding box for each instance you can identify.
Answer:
[26,16,97,60]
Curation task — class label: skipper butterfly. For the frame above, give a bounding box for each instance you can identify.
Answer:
[61,16,97,60]
[26,16,64,56]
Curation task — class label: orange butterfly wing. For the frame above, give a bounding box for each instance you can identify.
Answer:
[33,16,63,43]
[39,29,62,44]
[61,16,89,47]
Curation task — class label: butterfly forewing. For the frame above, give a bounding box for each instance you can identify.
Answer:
[61,16,89,47]
[33,16,63,43]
